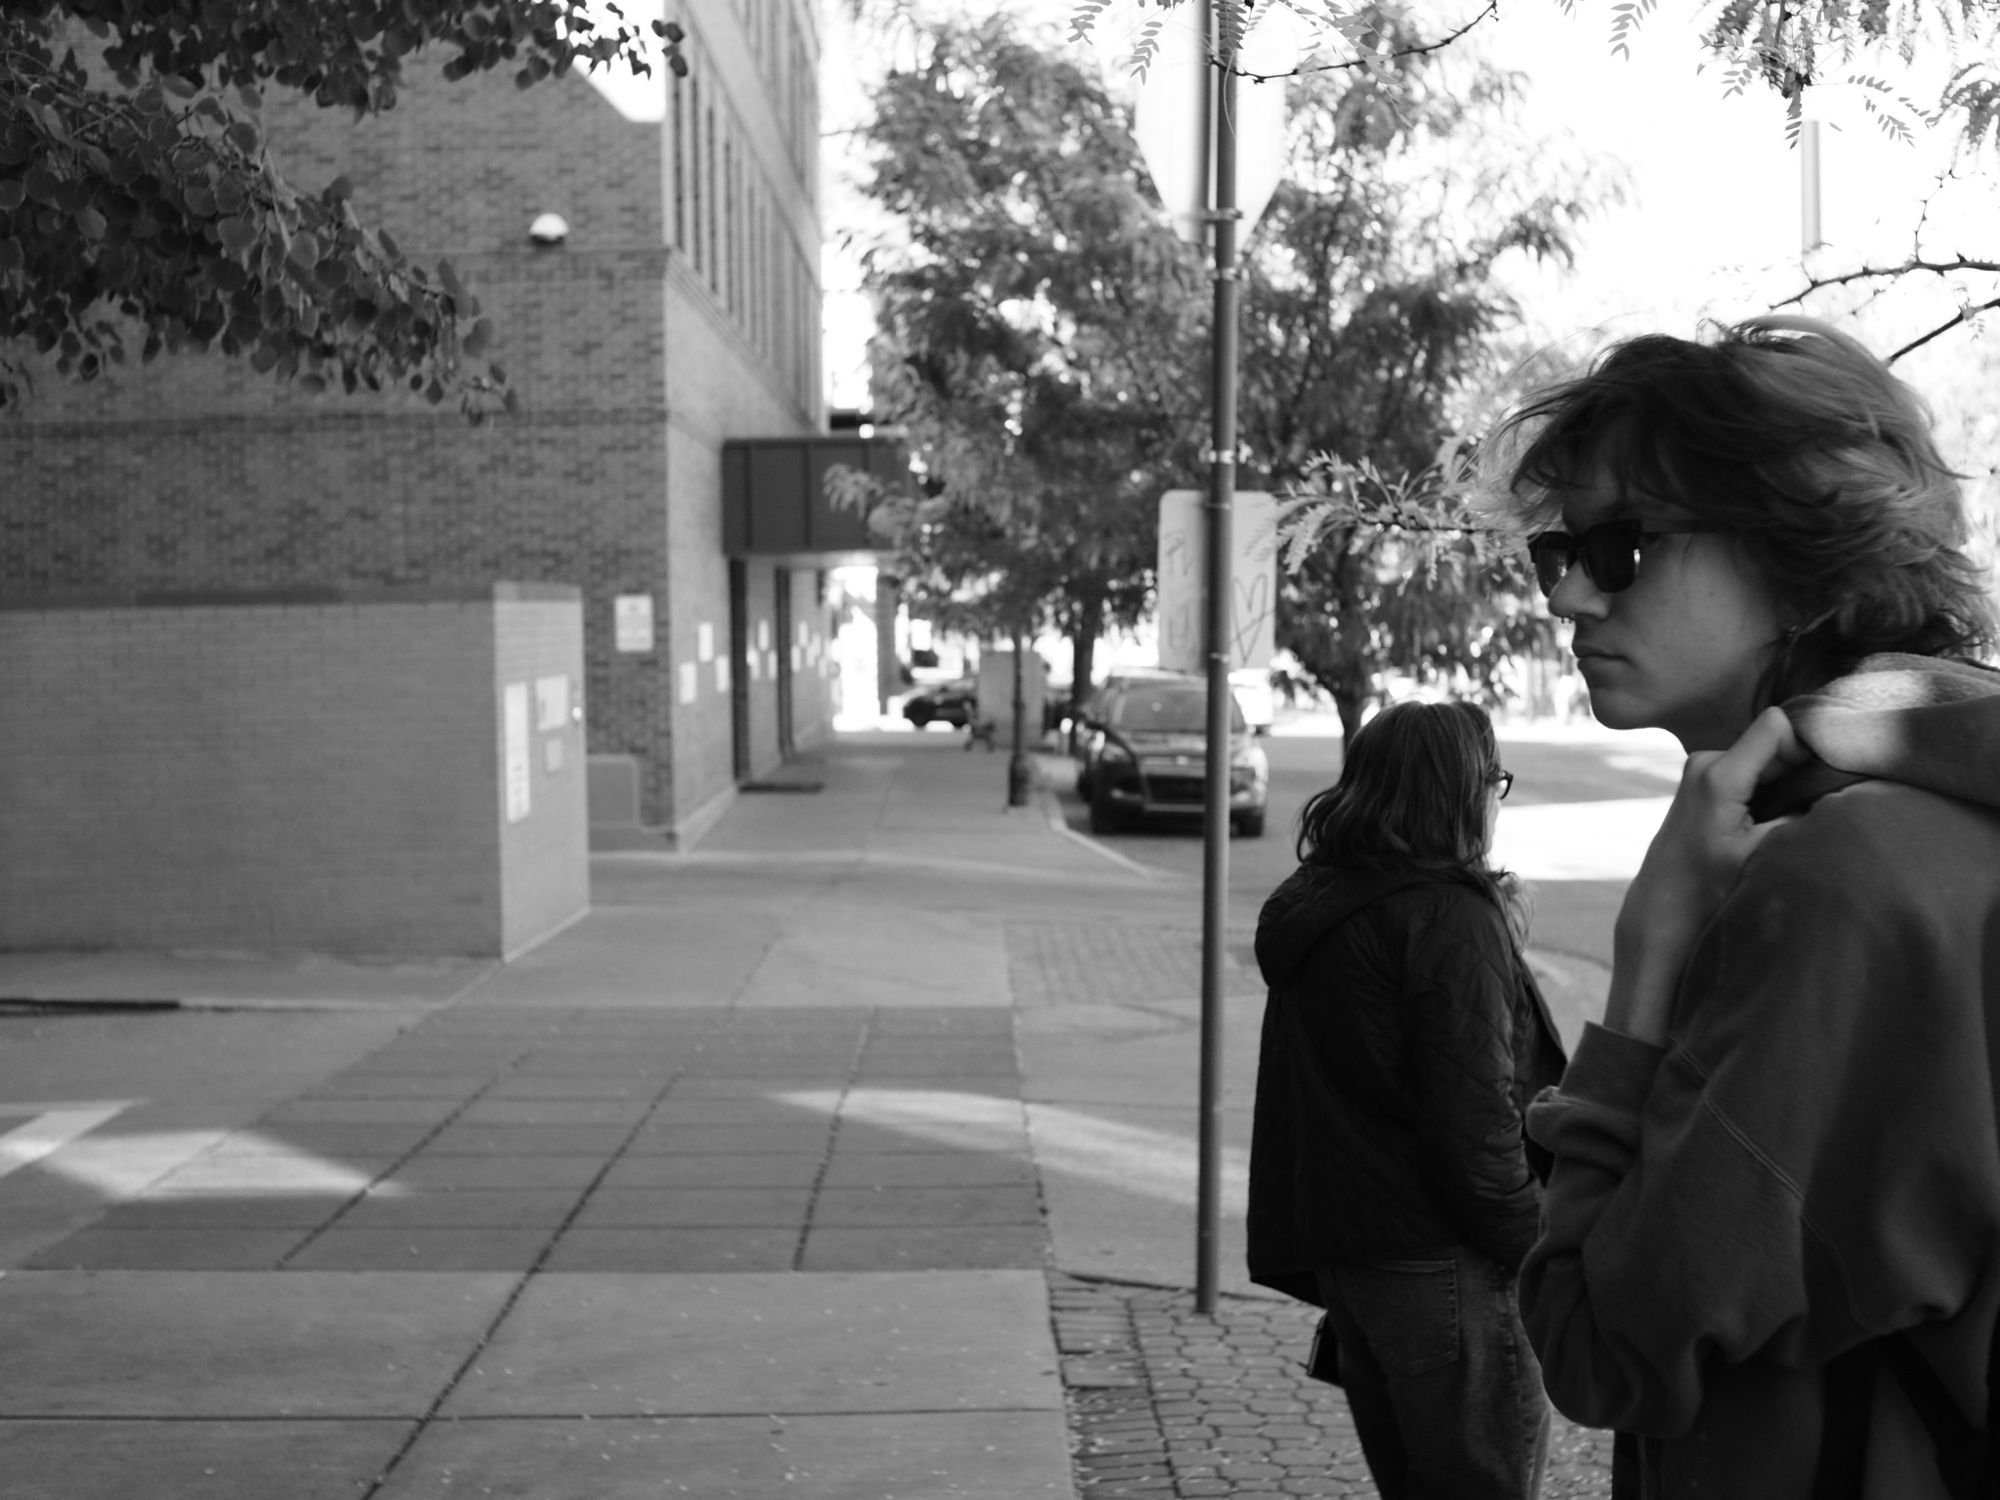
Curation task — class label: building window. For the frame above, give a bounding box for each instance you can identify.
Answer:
[724,136,737,315]
[671,69,686,252]
[706,103,719,290]
[689,76,703,273]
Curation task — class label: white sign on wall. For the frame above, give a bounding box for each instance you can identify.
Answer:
[503,682,531,823]
[677,662,698,704]
[613,595,654,654]
[1156,490,1279,674]
[697,621,715,662]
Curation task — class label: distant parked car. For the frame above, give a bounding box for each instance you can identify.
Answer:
[1071,668,1186,767]
[901,678,978,728]
[1077,674,1268,837]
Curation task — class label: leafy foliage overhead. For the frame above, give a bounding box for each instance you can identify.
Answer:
[0,1,685,413]
[856,15,1207,679]
[854,6,1607,731]
[1222,16,1605,733]
[1579,0,2000,149]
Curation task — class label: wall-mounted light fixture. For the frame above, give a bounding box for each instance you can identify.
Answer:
[528,212,569,248]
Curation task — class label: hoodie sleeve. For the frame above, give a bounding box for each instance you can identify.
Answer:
[1400,889,1545,1272]
[1520,788,2000,1439]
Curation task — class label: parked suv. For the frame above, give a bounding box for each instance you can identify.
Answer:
[1078,675,1268,837]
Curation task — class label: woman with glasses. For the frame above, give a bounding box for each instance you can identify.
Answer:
[1249,699,1566,1499]
[1492,315,2000,1498]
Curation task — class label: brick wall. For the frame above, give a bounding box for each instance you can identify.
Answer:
[0,586,586,957]
[0,35,831,848]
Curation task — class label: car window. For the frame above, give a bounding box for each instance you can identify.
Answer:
[1107,687,1244,733]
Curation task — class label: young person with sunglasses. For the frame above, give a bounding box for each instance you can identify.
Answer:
[1492,315,2000,1498]
[1249,699,1567,1499]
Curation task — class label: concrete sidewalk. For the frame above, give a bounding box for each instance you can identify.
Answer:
[0,729,1613,1498]
[0,733,1159,1500]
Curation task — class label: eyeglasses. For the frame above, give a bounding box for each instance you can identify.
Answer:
[1489,769,1514,800]
[1526,519,1729,597]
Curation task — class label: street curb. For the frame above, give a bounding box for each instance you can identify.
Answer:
[1027,753,1163,879]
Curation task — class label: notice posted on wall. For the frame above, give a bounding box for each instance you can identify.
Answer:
[614,594,655,654]
[504,681,531,823]
[535,674,569,732]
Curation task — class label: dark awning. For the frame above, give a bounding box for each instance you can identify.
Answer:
[721,435,912,562]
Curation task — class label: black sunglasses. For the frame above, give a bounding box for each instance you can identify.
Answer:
[1526,519,1729,597]
[1489,769,1514,800]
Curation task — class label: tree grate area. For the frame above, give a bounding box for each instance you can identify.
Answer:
[1050,1272,1615,1498]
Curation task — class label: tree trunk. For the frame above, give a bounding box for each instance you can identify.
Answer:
[1067,602,1102,750]
[1329,639,1370,747]
[1332,684,1365,745]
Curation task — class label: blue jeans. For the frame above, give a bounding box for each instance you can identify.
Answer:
[1316,1246,1550,1500]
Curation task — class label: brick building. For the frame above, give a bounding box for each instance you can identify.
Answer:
[0,2,874,864]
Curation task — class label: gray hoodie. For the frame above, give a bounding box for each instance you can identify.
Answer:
[1523,654,2000,1500]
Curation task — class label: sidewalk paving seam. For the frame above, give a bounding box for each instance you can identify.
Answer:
[789,1017,873,1273]
[345,1008,740,1500]
[272,1042,541,1269]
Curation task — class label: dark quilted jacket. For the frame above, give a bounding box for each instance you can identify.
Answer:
[1247,860,1567,1304]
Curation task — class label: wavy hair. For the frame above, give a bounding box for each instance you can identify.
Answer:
[1488,315,1996,703]
[1297,700,1524,934]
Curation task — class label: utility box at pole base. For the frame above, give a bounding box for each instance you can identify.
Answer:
[974,648,1047,748]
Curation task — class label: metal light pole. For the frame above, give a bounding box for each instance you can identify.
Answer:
[1801,116,1824,255]
[1008,626,1031,806]
[1131,0,1292,1318]
[1195,20,1240,1319]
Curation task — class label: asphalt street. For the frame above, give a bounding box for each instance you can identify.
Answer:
[1038,713,1685,974]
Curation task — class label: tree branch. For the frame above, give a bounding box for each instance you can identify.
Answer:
[1771,253,2000,362]
[1887,294,2000,361]
[1235,1,1498,82]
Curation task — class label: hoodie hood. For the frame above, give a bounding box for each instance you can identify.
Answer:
[1255,863,1438,987]
[1768,654,2000,815]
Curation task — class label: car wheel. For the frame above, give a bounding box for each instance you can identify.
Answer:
[905,701,935,727]
[1088,784,1122,835]
[1234,810,1266,838]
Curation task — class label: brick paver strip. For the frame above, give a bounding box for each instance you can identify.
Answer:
[1051,1274,1615,1499]
[1007,921,1265,1008]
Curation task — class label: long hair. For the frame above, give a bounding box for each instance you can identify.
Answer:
[1488,315,1996,705]
[1296,700,1524,933]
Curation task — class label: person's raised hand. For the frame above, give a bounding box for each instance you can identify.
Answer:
[1604,707,1811,1043]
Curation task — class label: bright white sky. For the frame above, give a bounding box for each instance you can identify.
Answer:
[814,0,1998,411]
[575,2,1994,414]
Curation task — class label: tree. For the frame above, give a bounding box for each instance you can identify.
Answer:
[1580,0,2000,358]
[854,8,1606,738]
[0,1,684,413]
[853,14,1209,707]
[1581,0,2000,147]
[1226,13,1608,737]
[1078,0,2000,358]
